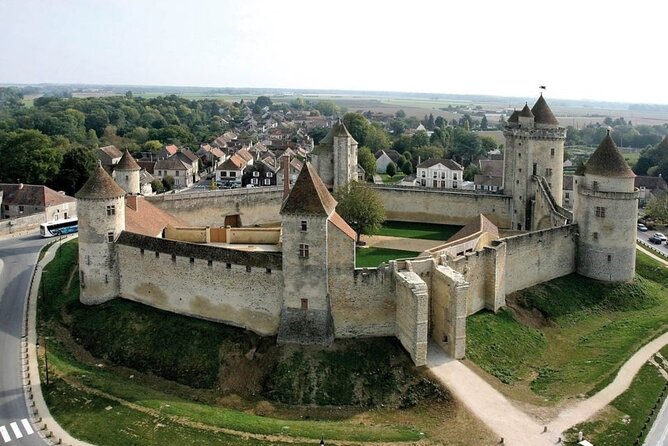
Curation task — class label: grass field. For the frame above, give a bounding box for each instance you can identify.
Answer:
[38,240,495,445]
[373,221,461,241]
[380,173,406,183]
[356,247,419,268]
[466,251,668,404]
[566,359,668,446]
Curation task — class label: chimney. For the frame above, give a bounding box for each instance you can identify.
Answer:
[283,155,290,199]
[127,194,139,211]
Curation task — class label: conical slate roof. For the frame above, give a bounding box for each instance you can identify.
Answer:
[519,103,534,118]
[531,94,559,125]
[507,109,519,123]
[584,131,635,178]
[76,163,127,199]
[319,119,357,145]
[280,162,337,216]
[115,150,141,171]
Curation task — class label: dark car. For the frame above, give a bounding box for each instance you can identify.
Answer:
[649,234,665,244]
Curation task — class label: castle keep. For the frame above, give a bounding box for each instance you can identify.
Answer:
[76,96,639,366]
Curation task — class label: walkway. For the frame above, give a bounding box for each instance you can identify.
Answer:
[360,235,444,252]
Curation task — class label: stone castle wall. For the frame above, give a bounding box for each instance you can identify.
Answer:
[146,187,284,227]
[502,224,577,294]
[116,232,284,335]
[373,186,513,227]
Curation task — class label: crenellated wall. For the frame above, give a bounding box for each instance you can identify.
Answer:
[116,232,283,335]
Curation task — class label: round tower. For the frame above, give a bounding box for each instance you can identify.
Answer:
[573,131,639,282]
[113,150,141,195]
[503,94,566,230]
[76,162,126,304]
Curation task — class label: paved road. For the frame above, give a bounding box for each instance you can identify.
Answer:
[638,228,668,257]
[0,234,49,445]
[645,395,668,445]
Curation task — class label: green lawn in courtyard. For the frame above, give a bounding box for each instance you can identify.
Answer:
[373,221,461,241]
[356,247,420,268]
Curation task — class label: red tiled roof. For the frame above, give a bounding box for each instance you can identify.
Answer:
[0,183,76,207]
[329,211,356,240]
[164,144,179,155]
[217,154,246,171]
[125,197,186,237]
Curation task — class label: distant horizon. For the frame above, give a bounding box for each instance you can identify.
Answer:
[3,81,663,108]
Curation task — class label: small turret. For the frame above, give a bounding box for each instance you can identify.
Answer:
[311,119,358,192]
[76,162,126,304]
[113,150,141,195]
[518,103,534,129]
[531,93,559,129]
[573,131,638,282]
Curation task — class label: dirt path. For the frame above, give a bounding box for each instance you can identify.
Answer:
[638,245,668,267]
[360,235,444,252]
[427,344,558,446]
[547,331,668,434]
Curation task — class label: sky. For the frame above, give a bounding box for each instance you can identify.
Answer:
[0,0,666,104]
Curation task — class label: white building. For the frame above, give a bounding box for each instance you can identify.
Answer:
[416,159,464,189]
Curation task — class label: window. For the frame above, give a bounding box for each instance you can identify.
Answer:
[80,271,85,286]
[518,168,522,173]
[266,268,272,274]
[253,171,260,177]
[421,179,426,186]
[140,249,144,256]
[300,220,307,232]
[267,172,273,178]
[593,232,599,240]
[230,172,236,177]
[550,148,555,157]
[518,153,521,158]
[171,253,176,262]
[595,206,606,218]
[441,172,446,179]
[175,170,180,176]
[607,255,612,262]
[532,163,537,175]
[246,265,251,273]
[452,181,457,188]
[546,168,553,176]
[208,260,213,267]
[264,179,270,185]
[221,171,227,177]
[453,173,458,180]
[19,205,24,212]
[299,243,309,258]
[226,263,231,269]
[251,178,258,185]
[301,298,309,310]
[107,231,114,243]
[125,175,129,180]
[433,171,438,178]
[421,171,426,178]
[190,257,195,264]
[106,205,116,216]
[155,251,159,258]
[592,181,599,191]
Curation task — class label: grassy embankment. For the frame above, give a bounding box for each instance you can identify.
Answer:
[38,240,495,445]
[355,247,420,268]
[380,173,406,184]
[466,251,668,404]
[564,345,668,446]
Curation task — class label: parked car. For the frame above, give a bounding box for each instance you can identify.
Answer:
[637,223,648,231]
[649,232,667,244]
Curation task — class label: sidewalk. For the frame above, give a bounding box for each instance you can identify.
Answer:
[23,235,93,446]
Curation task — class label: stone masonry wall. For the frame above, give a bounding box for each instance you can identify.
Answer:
[373,186,513,228]
[146,187,283,227]
[503,224,577,294]
[394,270,429,366]
[116,233,283,335]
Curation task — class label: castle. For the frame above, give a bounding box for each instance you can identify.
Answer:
[75,95,639,366]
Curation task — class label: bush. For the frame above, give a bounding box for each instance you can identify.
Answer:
[386,162,396,177]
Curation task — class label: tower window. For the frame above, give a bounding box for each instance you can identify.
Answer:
[80,271,85,286]
[593,232,599,240]
[208,260,213,267]
[107,231,114,243]
[106,205,116,216]
[226,263,232,269]
[550,148,555,157]
[300,220,307,232]
[190,257,195,264]
[518,153,521,158]
[592,181,599,191]
[301,298,309,310]
[607,255,612,262]
[595,207,606,218]
[125,175,129,180]
[299,243,309,258]
[532,163,537,175]
[246,265,252,273]
[155,251,159,258]
[171,253,176,262]
[266,268,272,274]
[545,168,553,176]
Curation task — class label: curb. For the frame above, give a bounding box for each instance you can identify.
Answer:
[22,235,95,446]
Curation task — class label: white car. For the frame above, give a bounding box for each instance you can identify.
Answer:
[654,232,667,242]
[637,223,648,231]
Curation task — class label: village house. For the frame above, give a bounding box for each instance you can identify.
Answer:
[96,145,123,172]
[0,183,76,221]
[216,153,247,186]
[474,157,504,192]
[374,149,402,173]
[416,158,465,189]
[154,157,193,189]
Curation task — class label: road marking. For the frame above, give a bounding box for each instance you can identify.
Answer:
[0,426,9,443]
[20,419,33,435]
[9,422,21,439]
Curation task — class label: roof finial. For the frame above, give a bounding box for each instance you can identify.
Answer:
[606,128,611,136]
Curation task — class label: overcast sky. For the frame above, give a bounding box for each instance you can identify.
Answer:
[0,0,665,104]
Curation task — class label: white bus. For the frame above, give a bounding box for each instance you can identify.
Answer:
[39,218,78,238]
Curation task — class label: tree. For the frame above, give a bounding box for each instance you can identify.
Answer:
[52,145,97,195]
[390,119,406,135]
[314,100,337,117]
[480,115,488,130]
[386,162,396,177]
[646,193,668,223]
[401,161,413,175]
[334,181,386,244]
[0,129,63,184]
[162,175,175,191]
[464,164,482,181]
[395,109,406,119]
[342,112,370,146]
[358,147,376,180]
[151,179,165,194]
[255,96,272,108]
[143,140,162,152]
[411,130,429,148]
[480,136,498,152]
[434,116,446,129]
[364,125,391,151]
